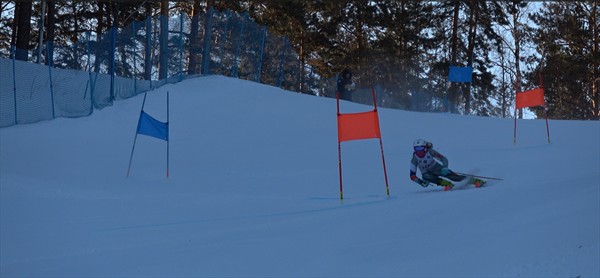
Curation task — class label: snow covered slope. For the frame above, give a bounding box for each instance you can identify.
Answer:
[1,75,598,277]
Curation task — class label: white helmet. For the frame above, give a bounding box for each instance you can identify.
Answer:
[413,139,427,147]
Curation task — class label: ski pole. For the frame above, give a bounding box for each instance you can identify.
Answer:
[455,173,503,181]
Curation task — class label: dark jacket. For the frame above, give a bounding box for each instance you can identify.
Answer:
[337,69,355,101]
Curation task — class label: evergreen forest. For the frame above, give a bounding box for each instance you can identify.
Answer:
[1,1,598,120]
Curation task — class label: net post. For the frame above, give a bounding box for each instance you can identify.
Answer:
[110,26,115,100]
[179,11,184,81]
[514,70,519,144]
[46,41,55,119]
[12,45,17,125]
[166,91,170,177]
[132,21,137,94]
[336,91,343,201]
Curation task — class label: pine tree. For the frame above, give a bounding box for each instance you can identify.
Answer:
[15,1,32,61]
[530,1,599,120]
[0,2,15,56]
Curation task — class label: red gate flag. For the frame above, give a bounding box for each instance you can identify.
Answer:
[336,88,389,201]
[514,73,550,144]
[337,110,381,143]
[516,87,545,109]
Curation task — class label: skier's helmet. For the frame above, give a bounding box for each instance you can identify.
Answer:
[413,139,427,148]
[413,139,428,152]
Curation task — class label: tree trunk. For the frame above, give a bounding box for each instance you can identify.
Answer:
[501,49,507,118]
[113,2,122,75]
[448,1,460,110]
[512,2,523,119]
[15,2,32,61]
[46,2,55,45]
[113,2,120,29]
[10,2,19,47]
[202,0,214,75]
[159,0,168,80]
[593,1,599,120]
[188,0,201,74]
[451,1,459,65]
[300,30,304,93]
[45,1,55,67]
[144,1,152,80]
[465,1,479,114]
[107,2,112,29]
[94,2,105,72]
[69,2,80,68]
[400,1,407,92]
[96,2,105,36]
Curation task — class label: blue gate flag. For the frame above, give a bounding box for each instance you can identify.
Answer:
[448,65,473,83]
[136,111,168,141]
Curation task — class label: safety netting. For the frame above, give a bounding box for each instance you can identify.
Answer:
[1,8,460,128]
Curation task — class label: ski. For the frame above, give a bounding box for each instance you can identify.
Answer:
[444,175,486,191]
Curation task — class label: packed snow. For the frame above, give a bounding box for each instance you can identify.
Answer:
[1,75,599,277]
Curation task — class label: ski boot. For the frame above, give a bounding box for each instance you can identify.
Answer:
[470,177,486,188]
[439,179,454,191]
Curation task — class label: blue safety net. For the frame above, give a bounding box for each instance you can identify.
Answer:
[1,9,462,128]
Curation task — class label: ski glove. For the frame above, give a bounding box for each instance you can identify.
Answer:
[418,179,430,188]
[348,82,356,91]
[411,175,429,187]
[441,168,449,175]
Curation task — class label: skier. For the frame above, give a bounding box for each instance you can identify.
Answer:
[337,69,355,101]
[409,139,482,189]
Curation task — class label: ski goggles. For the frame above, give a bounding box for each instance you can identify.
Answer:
[414,146,426,152]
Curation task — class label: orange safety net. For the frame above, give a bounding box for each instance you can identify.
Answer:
[337,110,381,143]
[516,87,545,109]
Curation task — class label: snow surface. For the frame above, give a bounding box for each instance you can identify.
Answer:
[1,75,599,277]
